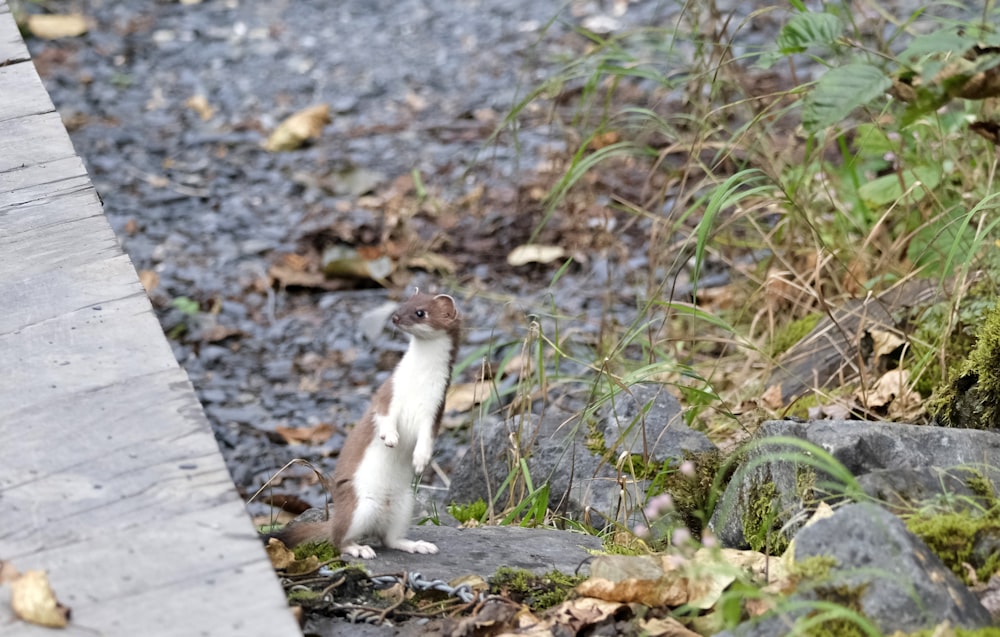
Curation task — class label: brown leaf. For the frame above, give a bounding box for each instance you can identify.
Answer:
[637,616,702,637]
[265,104,331,152]
[265,538,296,570]
[26,14,90,39]
[10,570,71,628]
[138,270,159,294]
[577,555,689,607]
[274,423,336,445]
[761,383,784,410]
[857,368,922,418]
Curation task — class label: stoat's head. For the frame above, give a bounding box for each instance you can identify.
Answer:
[391,292,460,339]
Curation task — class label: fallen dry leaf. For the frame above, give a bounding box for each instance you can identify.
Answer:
[407,251,458,275]
[322,245,393,281]
[26,14,89,39]
[265,538,296,570]
[869,328,906,359]
[138,269,159,294]
[274,423,336,446]
[637,616,701,637]
[445,381,492,413]
[507,244,567,267]
[265,104,331,152]
[761,383,783,410]
[857,368,922,419]
[10,570,70,628]
[264,538,320,574]
[185,94,215,121]
[577,554,690,607]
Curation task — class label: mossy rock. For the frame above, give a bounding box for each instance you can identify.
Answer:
[932,299,1000,429]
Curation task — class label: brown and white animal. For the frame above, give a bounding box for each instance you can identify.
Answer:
[270,292,460,559]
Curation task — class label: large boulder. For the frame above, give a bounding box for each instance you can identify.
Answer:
[448,383,715,527]
[716,503,993,636]
[710,419,1000,550]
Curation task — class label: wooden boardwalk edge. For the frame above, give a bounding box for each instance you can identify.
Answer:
[0,3,300,635]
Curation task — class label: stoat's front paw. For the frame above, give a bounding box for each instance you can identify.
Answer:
[380,430,399,447]
[412,446,432,473]
[342,543,377,559]
[375,414,398,447]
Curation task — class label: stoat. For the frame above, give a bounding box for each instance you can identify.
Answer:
[271,292,461,559]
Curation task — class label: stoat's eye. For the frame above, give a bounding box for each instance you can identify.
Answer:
[415,309,426,318]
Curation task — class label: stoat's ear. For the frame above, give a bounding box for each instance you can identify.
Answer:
[433,294,458,317]
[412,287,421,297]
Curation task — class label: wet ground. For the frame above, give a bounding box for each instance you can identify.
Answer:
[24,0,706,513]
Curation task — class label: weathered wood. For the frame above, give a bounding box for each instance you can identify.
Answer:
[0,3,28,66]
[0,4,299,635]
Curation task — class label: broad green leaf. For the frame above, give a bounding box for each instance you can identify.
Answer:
[803,64,891,133]
[900,29,975,64]
[857,165,941,206]
[776,12,843,54]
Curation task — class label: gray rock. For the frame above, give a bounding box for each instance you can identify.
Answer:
[710,420,1000,549]
[448,383,715,528]
[717,503,992,636]
[299,524,602,637]
[353,524,601,581]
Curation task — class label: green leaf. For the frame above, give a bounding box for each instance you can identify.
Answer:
[900,29,976,64]
[803,63,891,133]
[776,12,843,54]
[171,296,200,316]
[856,165,941,207]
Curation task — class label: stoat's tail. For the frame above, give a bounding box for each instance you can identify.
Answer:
[262,519,333,548]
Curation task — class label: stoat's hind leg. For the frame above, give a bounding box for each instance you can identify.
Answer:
[380,488,437,553]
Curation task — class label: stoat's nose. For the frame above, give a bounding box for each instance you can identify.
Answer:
[391,313,400,325]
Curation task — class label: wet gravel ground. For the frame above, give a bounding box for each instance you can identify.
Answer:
[24,0,694,512]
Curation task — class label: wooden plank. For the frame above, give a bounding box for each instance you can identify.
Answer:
[0,61,55,121]
[0,2,28,65]
[0,2,300,634]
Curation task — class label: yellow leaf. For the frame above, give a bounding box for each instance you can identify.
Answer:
[26,14,90,39]
[185,94,215,121]
[265,104,331,152]
[445,381,492,413]
[507,244,566,267]
[274,423,336,445]
[10,570,70,628]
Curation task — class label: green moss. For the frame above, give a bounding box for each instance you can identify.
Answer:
[790,555,838,581]
[489,567,583,610]
[931,299,1000,429]
[966,471,997,500]
[292,540,338,562]
[650,449,728,536]
[287,589,321,603]
[906,509,1000,584]
[771,312,824,357]
[447,498,488,524]
[743,477,789,555]
[796,466,817,502]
